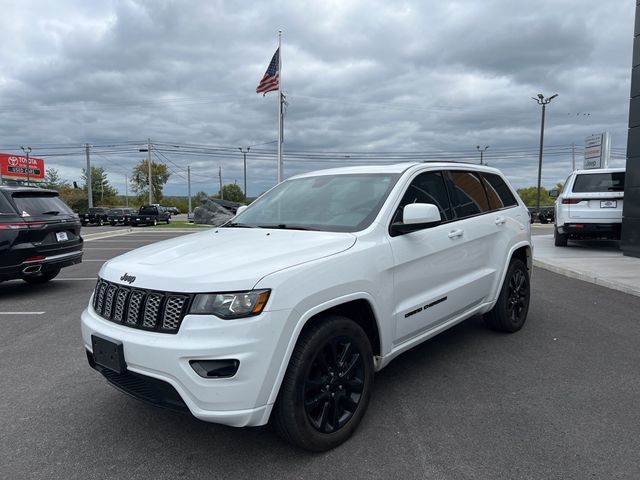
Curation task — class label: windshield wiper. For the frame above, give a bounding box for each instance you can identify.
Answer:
[224,222,260,228]
[42,210,60,215]
[258,224,318,231]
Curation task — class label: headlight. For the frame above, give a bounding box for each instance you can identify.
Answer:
[189,289,270,319]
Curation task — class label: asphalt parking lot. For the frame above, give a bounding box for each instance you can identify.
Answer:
[1,228,639,479]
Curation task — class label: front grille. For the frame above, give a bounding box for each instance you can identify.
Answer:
[92,278,192,334]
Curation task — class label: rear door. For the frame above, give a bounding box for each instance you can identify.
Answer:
[568,171,624,221]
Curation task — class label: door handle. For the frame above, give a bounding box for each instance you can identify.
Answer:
[448,229,464,238]
[495,216,506,225]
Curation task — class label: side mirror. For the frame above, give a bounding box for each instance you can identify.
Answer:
[390,203,442,236]
[549,189,559,198]
[235,205,248,216]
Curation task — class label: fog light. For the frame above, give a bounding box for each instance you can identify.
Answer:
[190,359,239,378]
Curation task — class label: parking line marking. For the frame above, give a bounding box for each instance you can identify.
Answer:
[0,312,45,315]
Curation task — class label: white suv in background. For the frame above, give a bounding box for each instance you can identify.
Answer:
[552,168,625,247]
[81,162,532,451]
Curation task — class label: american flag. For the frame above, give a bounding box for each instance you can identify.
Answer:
[256,48,280,96]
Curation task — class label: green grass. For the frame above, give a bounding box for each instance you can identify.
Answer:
[151,221,213,229]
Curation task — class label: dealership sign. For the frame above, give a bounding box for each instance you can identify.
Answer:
[583,133,611,170]
[0,153,45,181]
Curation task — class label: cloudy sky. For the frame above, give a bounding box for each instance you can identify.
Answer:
[0,0,634,198]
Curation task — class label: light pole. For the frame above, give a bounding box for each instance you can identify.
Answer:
[20,146,32,185]
[476,145,489,165]
[239,146,250,199]
[139,139,152,205]
[532,93,558,213]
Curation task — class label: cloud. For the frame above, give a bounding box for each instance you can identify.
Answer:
[0,0,634,198]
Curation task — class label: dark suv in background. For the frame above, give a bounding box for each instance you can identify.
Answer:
[0,186,83,283]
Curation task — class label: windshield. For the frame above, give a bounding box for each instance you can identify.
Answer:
[139,207,157,215]
[89,208,106,213]
[12,193,74,216]
[230,173,399,232]
[573,172,625,192]
[109,209,123,215]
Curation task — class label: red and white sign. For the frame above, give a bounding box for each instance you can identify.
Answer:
[0,153,45,181]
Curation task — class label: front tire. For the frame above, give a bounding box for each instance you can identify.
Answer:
[273,315,374,451]
[152,219,157,226]
[484,258,530,333]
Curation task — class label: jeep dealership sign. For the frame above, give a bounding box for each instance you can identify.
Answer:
[0,153,45,181]
[583,132,611,169]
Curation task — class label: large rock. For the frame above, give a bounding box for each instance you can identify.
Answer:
[193,198,239,226]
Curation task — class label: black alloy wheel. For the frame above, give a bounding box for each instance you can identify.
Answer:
[484,258,530,333]
[273,315,373,451]
[303,336,365,434]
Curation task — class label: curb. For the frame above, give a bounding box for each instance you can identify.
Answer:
[533,258,640,298]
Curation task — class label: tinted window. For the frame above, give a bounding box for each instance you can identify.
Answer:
[12,193,73,216]
[482,173,518,210]
[393,171,452,224]
[109,209,123,215]
[447,171,491,218]
[139,207,158,215]
[572,172,625,193]
[89,208,106,213]
[0,192,15,214]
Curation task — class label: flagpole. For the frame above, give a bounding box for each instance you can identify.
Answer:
[277,30,283,183]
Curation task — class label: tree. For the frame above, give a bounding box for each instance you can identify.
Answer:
[41,168,69,190]
[131,159,169,204]
[516,186,555,207]
[58,185,88,212]
[221,183,245,203]
[81,166,118,206]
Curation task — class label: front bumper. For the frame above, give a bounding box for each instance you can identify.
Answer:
[81,303,293,427]
[558,222,621,239]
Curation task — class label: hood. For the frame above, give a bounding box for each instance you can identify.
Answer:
[100,228,357,292]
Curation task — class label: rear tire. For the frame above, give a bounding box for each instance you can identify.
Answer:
[272,315,374,451]
[166,217,170,224]
[484,259,530,333]
[152,219,157,226]
[554,226,568,247]
[97,218,104,226]
[23,267,61,284]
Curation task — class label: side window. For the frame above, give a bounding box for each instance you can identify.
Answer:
[447,171,491,218]
[481,173,518,210]
[392,171,453,224]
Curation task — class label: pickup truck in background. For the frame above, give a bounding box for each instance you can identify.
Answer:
[80,207,110,226]
[130,205,171,226]
[107,207,137,226]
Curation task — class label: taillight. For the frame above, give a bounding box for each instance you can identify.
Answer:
[0,221,47,230]
[562,198,583,204]
[0,223,28,230]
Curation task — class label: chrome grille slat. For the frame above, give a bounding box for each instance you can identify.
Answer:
[103,285,118,319]
[127,290,144,326]
[163,296,188,330]
[143,294,163,328]
[113,288,129,323]
[92,279,190,334]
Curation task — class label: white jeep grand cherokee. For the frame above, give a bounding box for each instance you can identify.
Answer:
[81,162,532,451]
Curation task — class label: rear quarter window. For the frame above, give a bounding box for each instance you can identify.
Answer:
[0,192,16,214]
[447,171,491,218]
[481,173,518,210]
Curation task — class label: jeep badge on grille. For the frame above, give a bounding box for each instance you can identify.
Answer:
[120,273,136,284]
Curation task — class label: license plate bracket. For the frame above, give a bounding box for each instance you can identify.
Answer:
[91,334,126,374]
[600,200,617,209]
[56,231,68,242]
